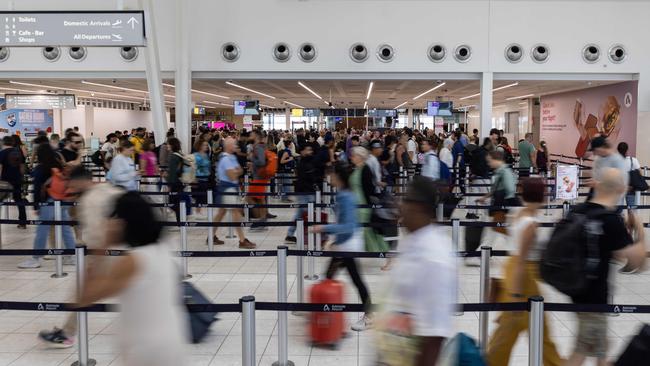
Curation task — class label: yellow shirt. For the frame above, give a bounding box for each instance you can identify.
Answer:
[130,136,144,155]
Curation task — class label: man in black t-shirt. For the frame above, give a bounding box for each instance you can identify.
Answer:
[565,168,645,366]
[59,132,83,165]
[0,136,26,228]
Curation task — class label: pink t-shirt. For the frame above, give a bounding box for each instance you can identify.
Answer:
[140,151,157,176]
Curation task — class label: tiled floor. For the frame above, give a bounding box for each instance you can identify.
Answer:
[0,199,648,366]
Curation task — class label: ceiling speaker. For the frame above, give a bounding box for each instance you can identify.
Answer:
[119,47,138,62]
[582,44,601,63]
[221,42,240,62]
[454,44,471,63]
[531,44,550,63]
[299,43,316,62]
[505,43,523,63]
[0,47,9,62]
[273,42,291,62]
[608,44,627,63]
[42,46,61,62]
[68,46,87,61]
[376,44,394,62]
[427,44,446,63]
[350,43,368,63]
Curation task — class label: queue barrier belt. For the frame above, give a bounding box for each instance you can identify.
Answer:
[2,300,650,314]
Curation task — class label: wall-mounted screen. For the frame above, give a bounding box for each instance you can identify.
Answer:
[291,108,303,117]
[234,100,259,115]
[303,108,320,117]
[368,109,397,118]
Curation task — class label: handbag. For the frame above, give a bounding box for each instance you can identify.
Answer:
[182,282,218,343]
[628,157,648,192]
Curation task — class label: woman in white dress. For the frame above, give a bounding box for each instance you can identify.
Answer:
[76,192,188,366]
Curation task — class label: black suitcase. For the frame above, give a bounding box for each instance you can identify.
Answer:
[182,282,218,343]
[615,324,650,365]
[464,226,484,253]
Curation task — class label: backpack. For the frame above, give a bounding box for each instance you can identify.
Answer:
[438,333,486,366]
[91,150,103,167]
[174,152,196,184]
[539,207,611,297]
[257,149,278,179]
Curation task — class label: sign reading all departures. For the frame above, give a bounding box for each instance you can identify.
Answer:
[0,11,145,47]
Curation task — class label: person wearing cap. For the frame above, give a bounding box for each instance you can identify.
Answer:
[588,135,628,190]
[367,140,385,193]
[375,177,456,365]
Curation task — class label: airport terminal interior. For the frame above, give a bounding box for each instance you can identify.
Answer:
[0,1,649,366]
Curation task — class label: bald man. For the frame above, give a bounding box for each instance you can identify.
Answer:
[210,137,256,249]
[565,167,645,366]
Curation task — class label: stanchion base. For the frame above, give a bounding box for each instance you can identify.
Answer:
[272,361,295,366]
[453,311,465,317]
[51,272,68,279]
[607,313,620,317]
[291,311,307,317]
[304,275,319,281]
[71,359,96,366]
[184,274,193,280]
[225,235,237,239]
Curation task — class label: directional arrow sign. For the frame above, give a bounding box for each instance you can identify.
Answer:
[0,11,145,47]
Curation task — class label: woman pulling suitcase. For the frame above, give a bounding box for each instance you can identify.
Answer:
[312,162,373,334]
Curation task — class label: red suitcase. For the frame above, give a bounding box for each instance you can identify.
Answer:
[309,279,345,348]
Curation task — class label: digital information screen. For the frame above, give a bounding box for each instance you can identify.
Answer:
[0,11,145,47]
[427,101,440,116]
[6,94,76,110]
[303,108,320,117]
[291,108,303,117]
[234,100,259,115]
[368,109,397,118]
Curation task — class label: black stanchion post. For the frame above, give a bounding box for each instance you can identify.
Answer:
[0,201,4,248]
[529,296,544,366]
[295,220,304,304]
[241,296,256,366]
[71,245,96,366]
[479,246,491,352]
[305,202,318,281]
[52,201,67,279]
[207,192,214,252]
[273,246,294,366]
[180,201,191,279]
[645,167,648,206]
[244,175,250,222]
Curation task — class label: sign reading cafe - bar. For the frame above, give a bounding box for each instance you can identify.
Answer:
[0,11,145,47]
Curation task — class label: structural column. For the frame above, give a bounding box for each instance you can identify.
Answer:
[140,0,169,147]
[174,0,192,152]
[407,108,414,129]
[285,108,291,130]
[84,105,94,139]
[479,72,493,139]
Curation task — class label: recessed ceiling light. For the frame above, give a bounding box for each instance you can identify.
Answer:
[394,101,408,109]
[365,81,374,101]
[225,81,276,99]
[163,83,229,99]
[298,81,323,101]
[460,82,520,100]
[413,82,446,100]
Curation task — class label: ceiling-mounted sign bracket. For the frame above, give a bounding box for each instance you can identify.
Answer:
[0,11,145,47]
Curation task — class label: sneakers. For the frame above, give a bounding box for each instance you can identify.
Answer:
[16,224,26,229]
[465,213,480,220]
[206,235,225,245]
[62,256,75,266]
[18,258,41,269]
[284,236,297,244]
[619,264,639,275]
[239,239,257,249]
[351,315,373,332]
[38,328,74,349]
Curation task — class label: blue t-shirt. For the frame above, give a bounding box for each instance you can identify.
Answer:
[194,152,211,178]
[217,152,240,185]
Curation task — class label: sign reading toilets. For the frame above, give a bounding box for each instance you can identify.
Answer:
[0,109,54,136]
[540,81,638,159]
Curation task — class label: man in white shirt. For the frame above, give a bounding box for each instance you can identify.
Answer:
[100,133,118,161]
[367,140,385,193]
[420,138,440,181]
[378,177,456,365]
[406,132,418,165]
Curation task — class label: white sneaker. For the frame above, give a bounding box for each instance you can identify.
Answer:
[18,258,41,269]
[351,316,373,332]
[62,256,75,266]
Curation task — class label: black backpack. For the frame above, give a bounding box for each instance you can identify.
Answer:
[540,207,611,297]
[90,150,104,167]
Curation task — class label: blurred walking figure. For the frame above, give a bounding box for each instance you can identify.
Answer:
[313,163,371,332]
[109,140,139,192]
[376,177,456,366]
[487,178,563,366]
[76,192,188,366]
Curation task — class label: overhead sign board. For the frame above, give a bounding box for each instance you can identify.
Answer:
[6,94,76,110]
[0,11,145,47]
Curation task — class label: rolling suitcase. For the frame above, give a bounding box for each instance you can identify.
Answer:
[615,324,650,365]
[464,226,484,253]
[309,279,345,348]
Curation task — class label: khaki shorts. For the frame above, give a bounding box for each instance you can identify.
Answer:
[575,312,608,358]
[220,187,242,206]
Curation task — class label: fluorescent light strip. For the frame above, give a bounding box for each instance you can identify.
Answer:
[365,81,374,101]
[298,81,323,101]
[519,102,528,105]
[163,83,230,99]
[225,81,277,100]
[283,100,305,109]
[506,94,534,101]
[81,80,176,99]
[413,82,447,100]
[459,82,520,100]
[363,101,367,109]
[9,81,148,101]
[492,82,519,92]
[202,100,232,107]
[394,101,408,109]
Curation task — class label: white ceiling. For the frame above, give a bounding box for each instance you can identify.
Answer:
[0,78,623,110]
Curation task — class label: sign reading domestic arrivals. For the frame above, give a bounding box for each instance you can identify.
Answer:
[0,11,145,46]
[6,94,76,110]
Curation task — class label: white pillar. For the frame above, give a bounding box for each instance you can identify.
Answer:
[141,0,168,147]
[407,108,414,129]
[174,0,192,152]
[285,108,291,130]
[84,105,94,139]
[479,72,493,139]
[116,0,124,10]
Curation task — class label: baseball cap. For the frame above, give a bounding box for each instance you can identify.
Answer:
[370,140,383,149]
[589,136,608,151]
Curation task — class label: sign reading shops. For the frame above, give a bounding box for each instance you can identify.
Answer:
[0,11,145,47]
